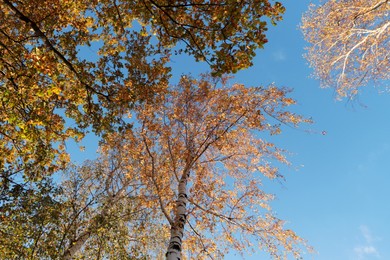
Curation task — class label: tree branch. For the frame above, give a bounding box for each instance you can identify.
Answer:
[142,133,174,225]
[2,0,111,101]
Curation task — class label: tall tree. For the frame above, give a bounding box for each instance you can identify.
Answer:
[102,75,311,259]
[0,0,286,179]
[0,1,312,258]
[1,74,311,259]
[301,0,389,98]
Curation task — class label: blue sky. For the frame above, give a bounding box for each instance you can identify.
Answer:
[70,1,390,259]
[223,1,390,259]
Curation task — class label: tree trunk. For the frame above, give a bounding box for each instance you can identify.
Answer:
[166,171,189,260]
[62,231,91,260]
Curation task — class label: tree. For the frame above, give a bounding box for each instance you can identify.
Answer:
[1,74,311,259]
[101,75,311,259]
[0,177,64,259]
[301,0,389,98]
[0,0,286,179]
[0,146,164,259]
[59,153,159,260]
[0,1,312,258]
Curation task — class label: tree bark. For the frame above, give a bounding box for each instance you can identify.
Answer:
[165,170,190,260]
[62,231,91,260]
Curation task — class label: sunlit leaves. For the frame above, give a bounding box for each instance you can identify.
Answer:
[0,0,284,179]
[0,178,64,259]
[102,74,311,259]
[0,155,160,259]
[0,0,309,258]
[302,0,389,97]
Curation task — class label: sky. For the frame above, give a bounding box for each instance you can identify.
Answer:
[223,1,390,259]
[70,1,390,259]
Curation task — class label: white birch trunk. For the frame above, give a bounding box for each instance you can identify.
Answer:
[166,171,189,260]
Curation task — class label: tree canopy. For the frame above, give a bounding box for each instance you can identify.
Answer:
[0,74,312,259]
[105,75,310,259]
[0,1,317,259]
[302,0,389,98]
[0,0,285,178]
[1,155,163,259]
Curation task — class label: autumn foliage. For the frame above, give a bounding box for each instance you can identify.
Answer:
[0,0,285,178]
[0,0,314,259]
[100,75,310,259]
[302,0,389,97]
